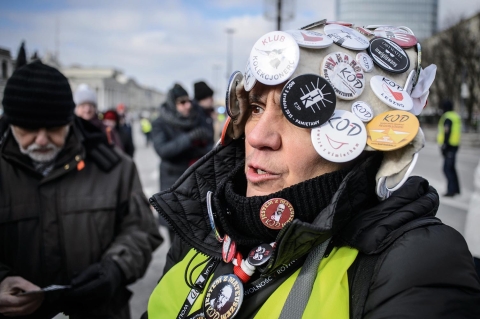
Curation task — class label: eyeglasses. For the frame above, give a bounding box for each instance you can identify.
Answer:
[176,99,190,105]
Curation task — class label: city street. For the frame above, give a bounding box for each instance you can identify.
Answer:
[127,122,480,319]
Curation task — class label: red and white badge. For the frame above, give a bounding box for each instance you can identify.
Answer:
[222,234,237,263]
[285,29,333,49]
[351,101,374,122]
[373,27,417,48]
[356,52,374,73]
[370,76,413,111]
[311,110,367,163]
[324,24,369,50]
[249,31,299,86]
[322,52,365,100]
[326,20,354,27]
[259,198,294,230]
[355,26,374,36]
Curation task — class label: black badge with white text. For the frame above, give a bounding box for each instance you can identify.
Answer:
[281,74,336,128]
[204,274,243,319]
[368,38,410,74]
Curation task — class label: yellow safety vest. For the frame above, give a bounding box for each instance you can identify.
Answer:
[148,246,358,318]
[437,111,461,146]
[141,118,152,134]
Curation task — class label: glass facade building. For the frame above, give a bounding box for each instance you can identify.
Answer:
[336,0,438,40]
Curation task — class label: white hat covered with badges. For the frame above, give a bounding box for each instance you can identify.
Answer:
[222,19,437,200]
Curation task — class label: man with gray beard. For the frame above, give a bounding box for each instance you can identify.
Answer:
[0,61,162,319]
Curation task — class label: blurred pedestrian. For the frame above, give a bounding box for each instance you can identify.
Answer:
[116,103,135,157]
[152,83,213,242]
[74,83,103,128]
[437,99,462,197]
[193,80,215,143]
[465,159,480,280]
[0,61,162,319]
[102,109,127,154]
[140,116,152,146]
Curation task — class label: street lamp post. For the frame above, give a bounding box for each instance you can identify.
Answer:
[226,28,235,80]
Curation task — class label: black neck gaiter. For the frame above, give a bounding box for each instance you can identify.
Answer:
[213,161,350,247]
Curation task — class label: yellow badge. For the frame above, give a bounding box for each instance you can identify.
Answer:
[366,110,419,151]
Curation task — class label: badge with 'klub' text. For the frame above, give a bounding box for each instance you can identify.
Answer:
[260,198,294,230]
[249,31,299,86]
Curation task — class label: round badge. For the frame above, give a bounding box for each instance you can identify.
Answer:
[365,24,394,30]
[244,60,257,92]
[373,27,418,48]
[260,198,294,230]
[355,26,374,36]
[370,75,413,111]
[249,31,300,86]
[414,43,422,88]
[206,191,224,243]
[398,26,415,35]
[351,101,374,122]
[355,52,374,73]
[247,244,274,267]
[324,24,370,50]
[204,274,243,319]
[222,234,236,264]
[322,52,365,100]
[366,110,419,151]
[285,29,333,49]
[403,69,417,96]
[281,74,336,128]
[300,19,327,30]
[367,38,410,74]
[225,71,243,118]
[311,110,367,163]
[326,20,354,27]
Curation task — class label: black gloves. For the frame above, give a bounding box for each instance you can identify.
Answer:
[441,144,447,156]
[66,258,124,306]
[188,127,211,142]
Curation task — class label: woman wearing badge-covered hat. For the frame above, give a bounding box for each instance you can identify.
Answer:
[145,20,480,319]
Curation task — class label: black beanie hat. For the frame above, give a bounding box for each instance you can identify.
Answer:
[194,81,214,101]
[2,60,75,128]
[171,83,189,101]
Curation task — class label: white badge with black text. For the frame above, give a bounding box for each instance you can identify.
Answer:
[322,52,365,100]
[249,31,300,86]
[324,24,369,50]
[311,110,367,163]
[370,76,413,111]
[351,101,374,122]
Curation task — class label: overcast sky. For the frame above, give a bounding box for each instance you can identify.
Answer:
[1,0,479,98]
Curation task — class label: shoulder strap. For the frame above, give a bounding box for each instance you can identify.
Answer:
[349,217,443,319]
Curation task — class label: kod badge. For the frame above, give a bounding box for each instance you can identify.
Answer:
[281,74,336,128]
[285,29,333,49]
[311,110,367,163]
[204,274,243,319]
[368,38,410,74]
[366,110,419,151]
[249,31,300,86]
[356,52,374,73]
[370,76,413,111]
[260,198,294,230]
[324,24,369,50]
[322,52,365,100]
[351,101,374,122]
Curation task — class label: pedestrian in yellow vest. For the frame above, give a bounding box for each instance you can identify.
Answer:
[437,100,462,196]
[141,116,153,146]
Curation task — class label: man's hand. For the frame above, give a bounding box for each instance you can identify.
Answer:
[0,276,44,316]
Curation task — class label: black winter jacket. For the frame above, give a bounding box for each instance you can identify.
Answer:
[151,91,213,191]
[150,138,480,318]
[0,118,162,319]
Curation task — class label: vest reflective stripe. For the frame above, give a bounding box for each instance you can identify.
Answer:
[254,246,358,319]
[148,246,359,318]
[437,111,461,146]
